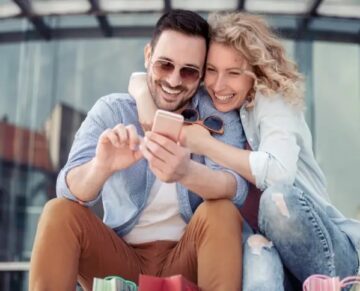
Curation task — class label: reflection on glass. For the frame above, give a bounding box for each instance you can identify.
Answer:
[100,0,163,12]
[245,0,312,14]
[0,33,148,290]
[0,1,21,18]
[172,0,237,11]
[313,41,360,220]
[318,0,360,18]
[32,0,90,15]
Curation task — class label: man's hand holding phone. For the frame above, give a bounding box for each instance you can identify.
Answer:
[140,109,191,182]
[94,124,143,174]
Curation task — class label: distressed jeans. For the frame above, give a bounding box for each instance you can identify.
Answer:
[243,184,359,291]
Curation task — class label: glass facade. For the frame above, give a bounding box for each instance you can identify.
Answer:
[0,7,359,291]
[0,34,149,290]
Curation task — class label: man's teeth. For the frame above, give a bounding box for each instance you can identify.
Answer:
[161,85,181,95]
[215,94,234,101]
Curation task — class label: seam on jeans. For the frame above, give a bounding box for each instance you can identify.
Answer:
[297,192,336,276]
[354,250,360,275]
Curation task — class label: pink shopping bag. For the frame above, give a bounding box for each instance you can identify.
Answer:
[303,275,360,291]
[138,274,199,291]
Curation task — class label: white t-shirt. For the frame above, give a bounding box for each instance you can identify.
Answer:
[123,179,187,244]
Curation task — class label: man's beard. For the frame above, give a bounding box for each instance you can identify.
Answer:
[148,79,194,112]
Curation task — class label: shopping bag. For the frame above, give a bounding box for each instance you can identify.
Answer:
[138,274,199,291]
[303,274,360,291]
[93,275,138,291]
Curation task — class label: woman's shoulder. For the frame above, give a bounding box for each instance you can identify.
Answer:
[253,91,301,117]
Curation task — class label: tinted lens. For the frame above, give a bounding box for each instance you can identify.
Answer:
[181,109,199,122]
[153,60,175,76]
[203,116,223,131]
[179,67,200,82]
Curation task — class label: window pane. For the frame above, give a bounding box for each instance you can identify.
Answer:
[32,0,90,15]
[0,17,150,291]
[100,0,163,12]
[172,0,237,11]
[0,2,21,18]
[245,0,312,14]
[318,0,360,18]
[313,42,360,219]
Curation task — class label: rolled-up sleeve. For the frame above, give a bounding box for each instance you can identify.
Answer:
[250,95,301,190]
[56,97,120,207]
[203,110,249,207]
[196,91,249,207]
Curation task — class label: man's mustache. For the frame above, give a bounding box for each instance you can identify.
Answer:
[157,80,186,92]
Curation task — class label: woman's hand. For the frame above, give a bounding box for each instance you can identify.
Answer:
[180,124,212,155]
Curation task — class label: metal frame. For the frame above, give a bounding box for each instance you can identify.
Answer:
[237,0,246,11]
[164,0,171,12]
[0,262,30,272]
[88,0,113,37]
[12,0,51,39]
[298,0,324,35]
[0,0,359,44]
[1,19,358,44]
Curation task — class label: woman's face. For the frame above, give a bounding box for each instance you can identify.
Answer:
[204,42,254,112]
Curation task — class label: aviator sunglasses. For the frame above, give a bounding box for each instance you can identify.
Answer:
[151,59,202,83]
[180,108,224,135]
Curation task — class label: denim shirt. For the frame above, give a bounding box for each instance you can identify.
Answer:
[242,91,360,273]
[56,88,249,238]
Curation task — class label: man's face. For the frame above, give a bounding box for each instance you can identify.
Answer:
[144,30,207,112]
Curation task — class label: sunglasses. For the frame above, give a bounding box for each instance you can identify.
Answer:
[180,108,224,135]
[151,59,202,83]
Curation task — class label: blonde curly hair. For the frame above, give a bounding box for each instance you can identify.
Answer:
[208,12,304,109]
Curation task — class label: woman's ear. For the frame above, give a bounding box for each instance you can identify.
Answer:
[144,43,152,69]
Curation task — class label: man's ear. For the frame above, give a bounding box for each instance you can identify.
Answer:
[144,43,152,69]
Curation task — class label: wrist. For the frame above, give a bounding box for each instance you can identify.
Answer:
[178,160,196,185]
[91,157,115,177]
[195,135,212,155]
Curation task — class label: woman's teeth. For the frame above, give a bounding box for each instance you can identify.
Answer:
[161,85,181,95]
[215,94,234,102]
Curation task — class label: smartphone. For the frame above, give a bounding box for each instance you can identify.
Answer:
[151,109,184,142]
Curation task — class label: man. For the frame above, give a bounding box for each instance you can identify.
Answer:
[29,10,247,291]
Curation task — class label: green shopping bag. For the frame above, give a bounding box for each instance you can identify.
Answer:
[92,275,138,291]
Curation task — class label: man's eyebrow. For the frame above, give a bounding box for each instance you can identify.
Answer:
[158,56,201,70]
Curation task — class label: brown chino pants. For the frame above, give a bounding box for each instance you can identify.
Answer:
[29,198,243,291]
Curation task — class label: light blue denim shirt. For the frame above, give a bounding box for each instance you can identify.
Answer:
[241,91,360,273]
[56,87,249,238]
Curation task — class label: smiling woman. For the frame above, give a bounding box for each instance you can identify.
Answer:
[204,42,254,112]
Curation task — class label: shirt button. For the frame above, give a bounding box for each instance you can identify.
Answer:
[249,138,253,143]
[241,114,245,119]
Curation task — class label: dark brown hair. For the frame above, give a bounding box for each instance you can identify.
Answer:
[151,9,210,50]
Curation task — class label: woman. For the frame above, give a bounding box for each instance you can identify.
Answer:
[132,12,360,290]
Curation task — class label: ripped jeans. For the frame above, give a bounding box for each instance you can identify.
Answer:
[242,184,359,291]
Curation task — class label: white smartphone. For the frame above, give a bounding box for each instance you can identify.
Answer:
[151,109,184,142]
